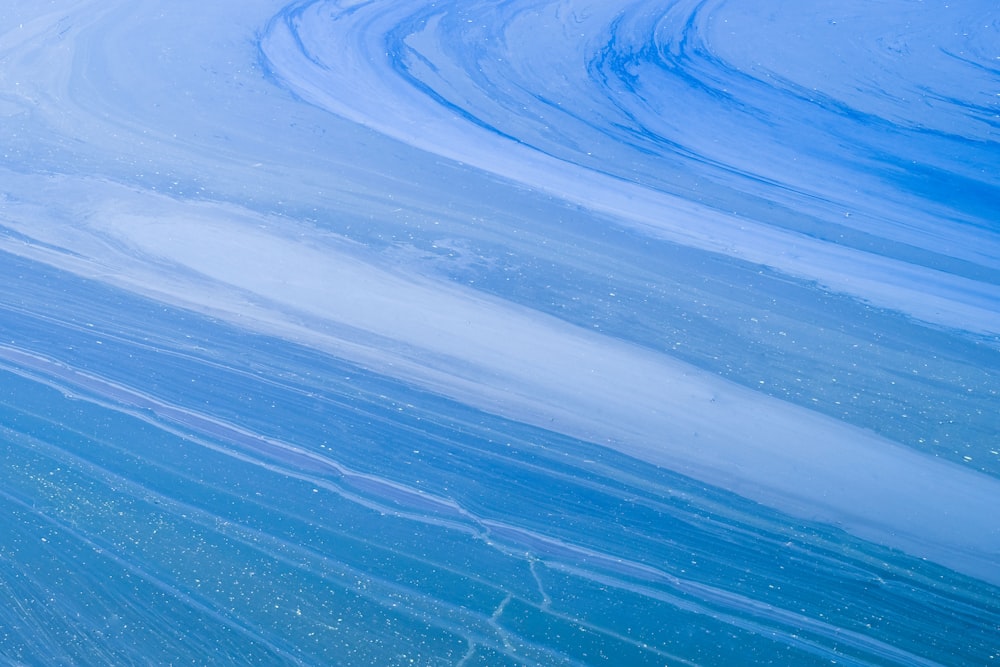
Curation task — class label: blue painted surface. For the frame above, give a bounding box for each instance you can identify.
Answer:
[1,1,998,664]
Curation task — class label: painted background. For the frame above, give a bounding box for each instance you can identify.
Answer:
[1,1,998,664]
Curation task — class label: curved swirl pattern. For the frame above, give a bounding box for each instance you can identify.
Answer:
[262,0,1000,333]
[1,0,999,664]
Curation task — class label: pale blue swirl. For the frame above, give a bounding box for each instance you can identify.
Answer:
[261,0,1000,334]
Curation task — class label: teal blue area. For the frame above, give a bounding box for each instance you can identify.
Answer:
[1,257,998,665]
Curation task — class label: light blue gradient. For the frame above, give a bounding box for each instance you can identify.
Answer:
[1,1,998,665]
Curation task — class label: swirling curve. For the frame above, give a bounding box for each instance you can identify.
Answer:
[262,0,1000,334]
